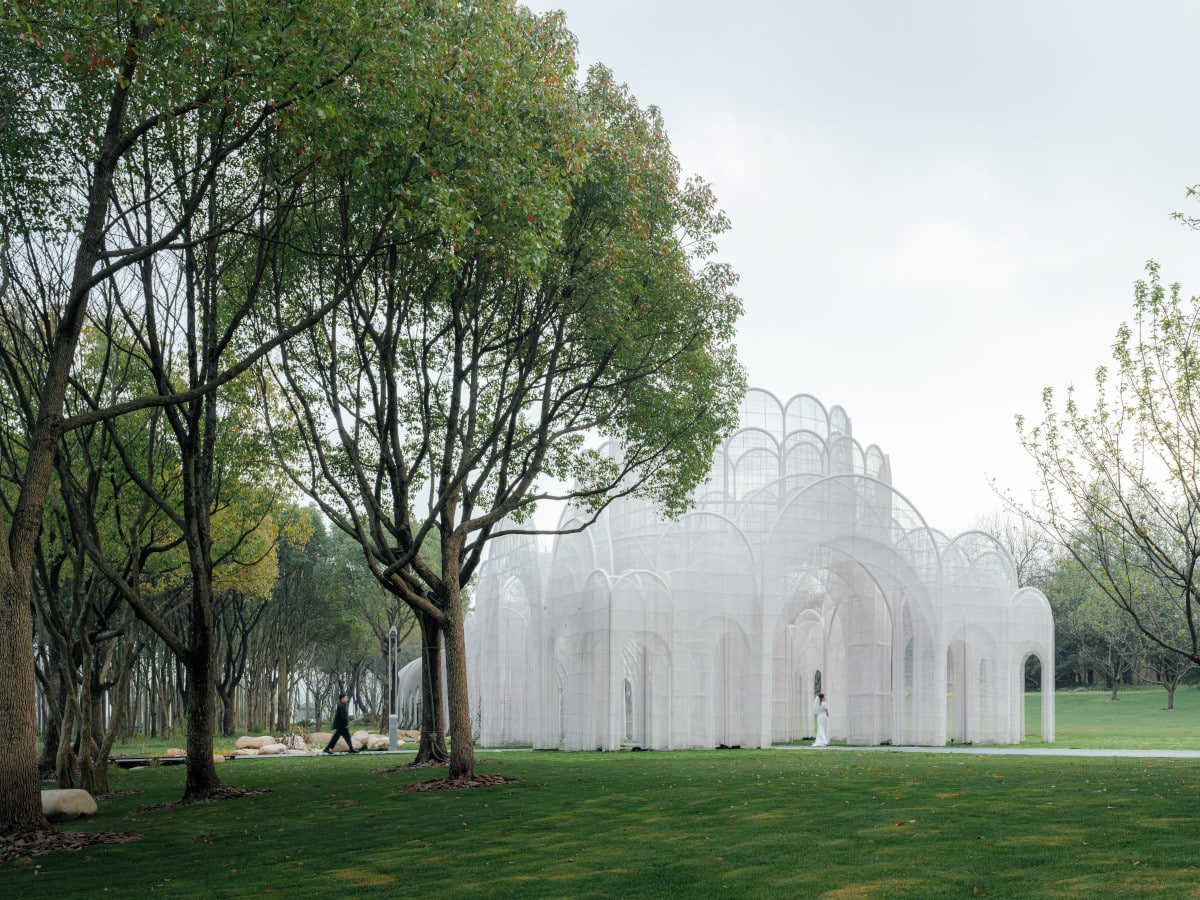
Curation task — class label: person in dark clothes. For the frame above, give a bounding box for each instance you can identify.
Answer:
[323,693,358,754]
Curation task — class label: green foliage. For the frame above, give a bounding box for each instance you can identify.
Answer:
[536,66,745,518]
[2,0,377,230]
[269,4,743,619]
[1042,553,1145,689]
[1018,262,1200,666]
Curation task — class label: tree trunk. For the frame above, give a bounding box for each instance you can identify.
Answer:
[0,571,52,830]
[0,43,136,834]
[183,649,222,798]
[182,568,223,798]
[276,658,291,732]
[442,591,474,780]
[75,646,104,793]
[413,611,448,765]
[37,642,66,777]
[84,639,138,796]
[1166,684,1176,710]
[217,687,236,737]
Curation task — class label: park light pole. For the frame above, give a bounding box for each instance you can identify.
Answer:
[388,625,398,751]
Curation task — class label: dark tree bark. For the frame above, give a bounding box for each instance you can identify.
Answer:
[413,611,449,765]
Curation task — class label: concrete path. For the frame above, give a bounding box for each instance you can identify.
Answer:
[775,744,1200,759]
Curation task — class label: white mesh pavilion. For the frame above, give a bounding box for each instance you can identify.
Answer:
[464,389,1055,749]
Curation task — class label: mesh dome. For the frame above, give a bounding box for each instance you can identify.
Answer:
[468,390,1054,748]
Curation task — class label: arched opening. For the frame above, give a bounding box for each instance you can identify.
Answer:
[1023,653,1044,742]
[1024,653,1041,691]
[902,626,914,744]
[558,689,566,745]
[715,629,751,747]
[623,678,634,745]
[978,657,995,743]
[946,641,967,743]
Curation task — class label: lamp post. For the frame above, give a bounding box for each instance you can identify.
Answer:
[388,625,399,751]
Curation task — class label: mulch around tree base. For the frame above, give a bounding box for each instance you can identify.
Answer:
[398,774,520,792]
[135,785,269,812]
[0,828,143,862]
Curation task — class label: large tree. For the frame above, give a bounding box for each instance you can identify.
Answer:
[0,0,385,832]
[1042,552,1144,696]
[1018,262,1200,668]
[269,57,745,780]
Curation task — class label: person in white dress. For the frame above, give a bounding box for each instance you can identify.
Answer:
[812,693,830,747]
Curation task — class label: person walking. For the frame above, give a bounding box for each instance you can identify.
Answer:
[323,693,358,754]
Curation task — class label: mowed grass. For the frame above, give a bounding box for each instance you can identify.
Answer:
[1026,684,1200,750]
[4,689,1200,898]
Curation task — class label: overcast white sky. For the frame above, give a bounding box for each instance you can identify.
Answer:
[522,0,1200,535]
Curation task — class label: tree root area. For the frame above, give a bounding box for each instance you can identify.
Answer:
[0,827,143,862]
[398,774,520,792]
[135,785,269,812]
[374,760,448,774]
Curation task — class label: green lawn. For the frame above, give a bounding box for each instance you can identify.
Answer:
[4,689,1200,898]
[1025,684,1200,750]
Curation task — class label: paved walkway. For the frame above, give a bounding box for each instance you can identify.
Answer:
[117,745,1200,764]
[775,744,1200,759]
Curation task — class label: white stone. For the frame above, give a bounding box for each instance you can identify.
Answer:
[236,735,277,749]
[164,747,185,758]
[42,789,97,823]
[258,743,287,755]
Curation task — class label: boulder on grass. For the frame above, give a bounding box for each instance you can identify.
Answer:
[234,747,259,757]
[42,789,97,824]
[351,729,371,746]
[164,747,186,758]
[236,735,276,750]
[367,734,389,751]
[258,743,287,755]
[213,753,226,765]
[309,731,359,751]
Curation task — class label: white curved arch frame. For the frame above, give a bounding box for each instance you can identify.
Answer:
[465,390,1055,749]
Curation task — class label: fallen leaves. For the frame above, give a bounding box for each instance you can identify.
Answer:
[0,828,143,862]
[398,774,520,792]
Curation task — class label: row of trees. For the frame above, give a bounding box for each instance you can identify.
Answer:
[1010,256,1200,704]
[29,507,414,796]
[1,0,745,837]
